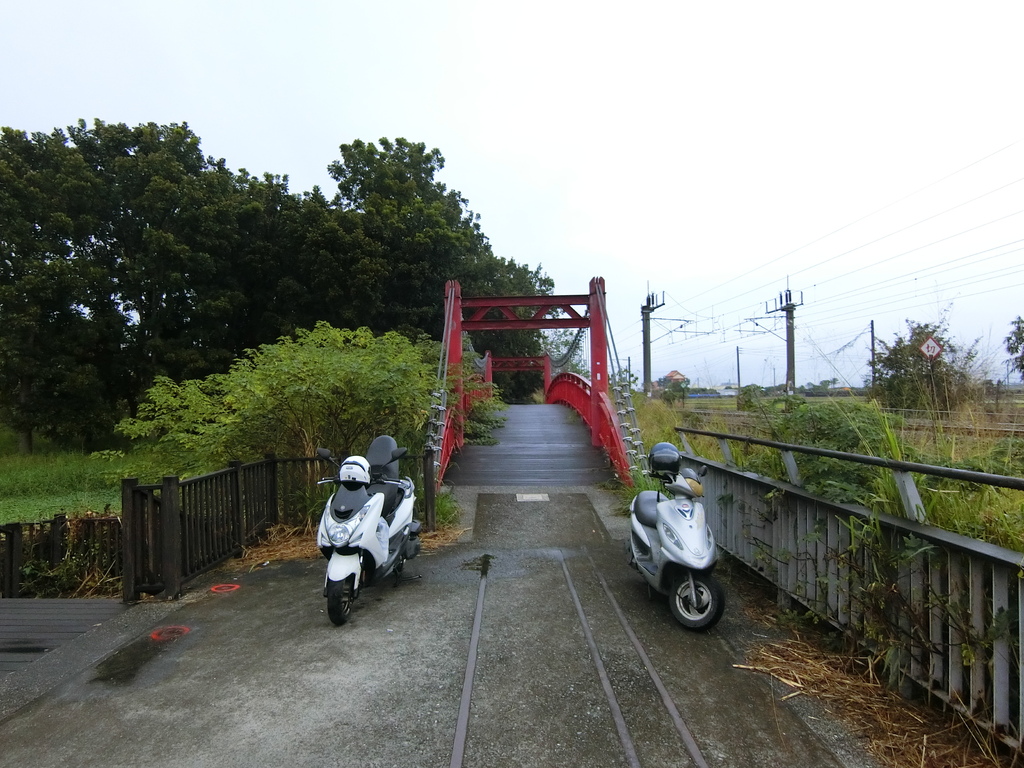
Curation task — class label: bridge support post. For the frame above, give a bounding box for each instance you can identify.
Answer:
[588,277,608,448]
[422,448,436,532]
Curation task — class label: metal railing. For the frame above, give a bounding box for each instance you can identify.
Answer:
[674,425,1024,749]
[546,372,633,483]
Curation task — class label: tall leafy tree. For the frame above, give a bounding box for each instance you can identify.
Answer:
[1006,317,1024,382]
[327,137,553,400]
[0,127,114,450]
[68,120,242,396]
[871,320,980,412]
[329,138,541,338]
[0,123,554,447]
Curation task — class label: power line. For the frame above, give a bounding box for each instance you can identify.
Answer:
[685,143,1021,317]
[808,239,1024,306]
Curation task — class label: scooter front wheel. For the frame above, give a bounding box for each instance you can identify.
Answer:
[326,577,354,626]
[669,573,725,630]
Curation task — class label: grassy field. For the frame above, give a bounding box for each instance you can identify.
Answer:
[0,428,129,525]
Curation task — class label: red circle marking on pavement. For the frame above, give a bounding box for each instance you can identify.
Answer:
[211,584,241,593]
[150,625,191,642]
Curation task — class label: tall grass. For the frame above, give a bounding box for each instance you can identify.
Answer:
[0,452,127,524]
[633,394,1024,552]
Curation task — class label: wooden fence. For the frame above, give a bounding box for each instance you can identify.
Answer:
[1,456,324,601]
[0,515,122,598]
[121,455,322,601]
[675,426,1024,750]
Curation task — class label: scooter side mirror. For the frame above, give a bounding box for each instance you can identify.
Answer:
[391,447,408,462]
[698,465,709,477]
[316,447,332,460]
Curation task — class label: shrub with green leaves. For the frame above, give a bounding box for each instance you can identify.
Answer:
[119,323,435,474]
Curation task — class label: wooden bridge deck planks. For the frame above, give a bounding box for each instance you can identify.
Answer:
[442,404,615,486]
[0,598,125,674]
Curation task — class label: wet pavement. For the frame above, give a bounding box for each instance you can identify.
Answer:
[0,485,882,768]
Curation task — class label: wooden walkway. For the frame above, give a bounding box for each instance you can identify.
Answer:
[442,404,615,485]
[0,598,125,674]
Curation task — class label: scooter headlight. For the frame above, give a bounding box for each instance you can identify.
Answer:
[328,512,363,547]
[661,522,682,550]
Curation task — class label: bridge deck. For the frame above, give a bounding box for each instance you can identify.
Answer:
[442,403,615,486]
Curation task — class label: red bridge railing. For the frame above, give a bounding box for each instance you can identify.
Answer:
[426,277,633,495]
[545,372,632,483]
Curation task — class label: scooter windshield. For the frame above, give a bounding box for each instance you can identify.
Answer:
[331,486,372,520]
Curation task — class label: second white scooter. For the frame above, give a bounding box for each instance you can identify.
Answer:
[627,442,725,630]
[316,435,421,626]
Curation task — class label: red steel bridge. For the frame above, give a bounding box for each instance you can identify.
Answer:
[426,276,646,488]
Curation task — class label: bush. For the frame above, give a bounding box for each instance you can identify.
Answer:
[118,323,435,475]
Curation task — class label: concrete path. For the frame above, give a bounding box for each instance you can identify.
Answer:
[0,484,881,768]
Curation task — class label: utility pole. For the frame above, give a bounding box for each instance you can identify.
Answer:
[870,320,876,388]
[735,346,742,411]
[767,289,803,396]
[641,291,665,396]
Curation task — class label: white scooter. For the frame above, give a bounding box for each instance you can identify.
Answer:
[316,435,421,626]
[627,442,725,630]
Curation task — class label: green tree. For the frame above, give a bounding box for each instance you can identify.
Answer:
[328,138,553,399]
[119,323,435,473]
[871,320,980,412]
[68,119,245,395]
[658,374,690,405]
[1006,317,1024,382]
[0,123,553,446]
[328,138,476,338]
[0,127,115,451]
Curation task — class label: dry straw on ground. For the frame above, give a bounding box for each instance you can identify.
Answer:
[235,522,468,570]
[237,522,319,568]
[738,635,1018,768]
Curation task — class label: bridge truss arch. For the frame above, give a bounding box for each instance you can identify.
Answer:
[426,276,645,488]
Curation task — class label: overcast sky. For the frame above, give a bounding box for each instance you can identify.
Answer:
[3,1,1022,388]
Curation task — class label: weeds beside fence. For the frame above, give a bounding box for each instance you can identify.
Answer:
[675,425,1024,750]
[0,515,122,598]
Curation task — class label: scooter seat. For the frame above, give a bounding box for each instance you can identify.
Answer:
[633,490,665,528]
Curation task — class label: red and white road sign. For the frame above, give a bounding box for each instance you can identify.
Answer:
[920,336,943,360]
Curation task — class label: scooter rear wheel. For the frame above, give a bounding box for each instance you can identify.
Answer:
[669,573,725,630]
[326,577,354,626]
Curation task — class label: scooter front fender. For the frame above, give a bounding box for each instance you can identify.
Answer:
[326,552,361,584]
